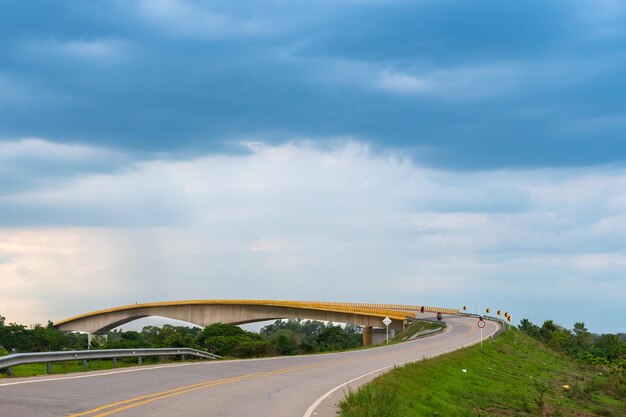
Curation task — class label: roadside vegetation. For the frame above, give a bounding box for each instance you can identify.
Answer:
[339,320,626,417]
[0,314,368,377]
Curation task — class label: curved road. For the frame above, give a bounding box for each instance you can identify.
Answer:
[0,315,499,417]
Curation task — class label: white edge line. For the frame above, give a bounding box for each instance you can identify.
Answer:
[0,361,204,387]
[303,319,500,417]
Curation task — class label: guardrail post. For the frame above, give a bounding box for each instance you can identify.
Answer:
[7,366,13,376]
[112,358,117,368]
[83,360,89,370]
[181,354,185,361]
[138,356,142,365]
[159,355,165,362]
[46,362,52,374]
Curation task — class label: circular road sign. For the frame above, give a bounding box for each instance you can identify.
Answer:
[436,312,443,321]
[477,320,486,328]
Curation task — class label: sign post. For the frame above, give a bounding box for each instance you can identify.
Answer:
[382,317,392,344]
[477,317,486,347]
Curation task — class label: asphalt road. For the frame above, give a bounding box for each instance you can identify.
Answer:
[0,315,499,417]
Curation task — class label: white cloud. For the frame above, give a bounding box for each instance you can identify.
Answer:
[376,65,519,99]
[20,39,128,64]
[134,0,271,38]
[577,0,626,39]
[62,40,124,60]
[249,236,287,252]
[0,139,625,331]
[378,70,429,94]
[0,138,121,163]
[0,72,75,107]
[313,58,523,100]
[560,113,626,135]
[314,54,612,102]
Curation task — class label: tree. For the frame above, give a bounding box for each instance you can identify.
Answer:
[539,320,558,342]
[594,334,623,362]
[198,323,246,339]
[0,322,28,352]
[0,314,5,327]
[572,322,592,351]
[518,318,540,338]
[272,329,298,355]
[573,322,587,337]
[138,325,198,348]
[0,322,70,352]
[315,325,354,351]
[195,323,266,357]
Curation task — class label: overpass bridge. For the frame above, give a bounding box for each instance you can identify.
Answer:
[54,300,459,345]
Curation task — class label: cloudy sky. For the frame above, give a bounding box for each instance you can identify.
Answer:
[1,0,625,333]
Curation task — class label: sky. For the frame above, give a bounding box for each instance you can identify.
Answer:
[0,0,625,333]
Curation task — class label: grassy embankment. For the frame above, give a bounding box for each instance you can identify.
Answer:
[340,328,625,417]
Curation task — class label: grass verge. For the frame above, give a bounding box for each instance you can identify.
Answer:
[339,329,625,417]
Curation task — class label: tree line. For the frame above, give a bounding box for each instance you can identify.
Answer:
[518,318,626,367]
[0,314,362,358]
[0,315,85,356]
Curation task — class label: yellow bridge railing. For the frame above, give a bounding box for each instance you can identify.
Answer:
[54,299,459,327]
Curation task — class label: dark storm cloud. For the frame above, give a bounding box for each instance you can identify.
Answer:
[0,139,129,195]
[0,0,625,169]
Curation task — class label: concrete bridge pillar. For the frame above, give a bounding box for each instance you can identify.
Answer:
[362,326,372,346]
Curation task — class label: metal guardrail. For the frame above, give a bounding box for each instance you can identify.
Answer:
[408,327,445,340]
[0,348,220,376]
[459,313,508,337]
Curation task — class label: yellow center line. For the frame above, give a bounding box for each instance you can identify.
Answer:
[69,332,457,417]
[68,362,321,417]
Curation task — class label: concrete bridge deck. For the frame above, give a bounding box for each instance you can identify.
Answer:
[54,300,459,345]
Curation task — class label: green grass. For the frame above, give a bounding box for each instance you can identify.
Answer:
[339,329,626,417]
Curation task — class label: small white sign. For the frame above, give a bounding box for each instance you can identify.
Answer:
[382,317,392,326]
